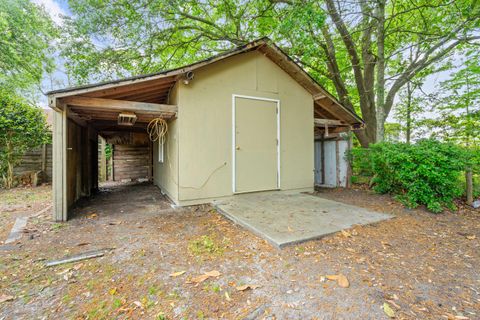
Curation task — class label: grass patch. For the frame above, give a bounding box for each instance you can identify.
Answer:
[188,235,224,256]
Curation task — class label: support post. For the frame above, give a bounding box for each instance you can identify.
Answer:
[52,100,68,221]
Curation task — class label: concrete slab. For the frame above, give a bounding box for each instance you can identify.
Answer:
[213,192,392,248]
[5,217,28,244]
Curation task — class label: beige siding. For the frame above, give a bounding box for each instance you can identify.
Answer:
[175,51,314,204]
[153,84,179,202]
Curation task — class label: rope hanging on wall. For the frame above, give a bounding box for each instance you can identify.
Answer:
[147,118,168,144]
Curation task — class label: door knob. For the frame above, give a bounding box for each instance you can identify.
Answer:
[236,146,240,150]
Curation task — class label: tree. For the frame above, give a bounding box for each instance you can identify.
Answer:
[393,80,425,144]
[0,91,50,188]
[0,0,57,93]
[61,0,480,146]
[286,0,479,146]
[421,47,480,147]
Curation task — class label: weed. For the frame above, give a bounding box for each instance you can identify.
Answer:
[62,294,72,304]
[51,223,65,230]
[203,283,221,293]
[196,310,205,319]
[156,313,167,320]
[112,298,123,309]
[188,235,223,256]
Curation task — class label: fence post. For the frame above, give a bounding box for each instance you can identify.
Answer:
[466,167,473,206]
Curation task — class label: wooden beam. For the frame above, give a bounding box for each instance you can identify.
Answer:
[313,93,327,100]
[61,96,177,114]
[314,118,347,127]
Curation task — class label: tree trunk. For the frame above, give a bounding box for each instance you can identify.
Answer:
[406,81,412,144]
[375,0,386,142]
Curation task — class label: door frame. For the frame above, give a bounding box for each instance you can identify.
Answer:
[231,94,281,193]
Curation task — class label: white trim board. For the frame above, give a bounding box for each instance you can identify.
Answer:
[231,94,281,194]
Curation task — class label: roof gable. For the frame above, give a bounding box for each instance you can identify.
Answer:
[48,38,363,125]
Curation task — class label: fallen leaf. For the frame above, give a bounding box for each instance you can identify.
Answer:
[337,274,350,288]
[190,274,210,284]
[188,270,221,285]
[326,274,350,288]
[386,299,401,310]
[169,271,186,277]
[0,295,14,303]
[76,242,90,246]
[466,235,476,240]
[236,284,261,291]
[225,291,232,301]
[205,270,221,277]
[383,302,395,318]
[341,230,352,238]
[109,288,117,295]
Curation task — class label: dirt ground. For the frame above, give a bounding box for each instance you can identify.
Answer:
[0,184,479,320]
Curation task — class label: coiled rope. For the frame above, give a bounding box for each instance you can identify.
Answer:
[147,118,168,143]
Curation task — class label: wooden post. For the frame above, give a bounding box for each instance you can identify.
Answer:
[346,134,353,188]
[466,168,473,206]
[98,137,106,182]
[52,100,68,221]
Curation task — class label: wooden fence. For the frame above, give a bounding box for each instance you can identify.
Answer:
[13,144,52,183]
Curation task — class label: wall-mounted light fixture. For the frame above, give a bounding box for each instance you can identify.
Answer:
[183,71,195,85]
[118,112,137,126]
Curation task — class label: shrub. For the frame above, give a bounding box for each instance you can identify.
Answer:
[354,140,471,213]
[0,91,50,188]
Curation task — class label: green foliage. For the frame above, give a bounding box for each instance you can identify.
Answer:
[0,91,50,188]
[420,47,480,147]
[188,235,223,256]
[0,0,57,92]
[351,140,474,213]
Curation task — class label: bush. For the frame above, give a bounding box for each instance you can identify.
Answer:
[352,140,472,213]
[0,91,50,188]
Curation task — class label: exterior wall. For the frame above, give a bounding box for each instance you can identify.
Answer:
[175,51,314,204]
[153,84,179,203]
[66,120,97,208]
[113,144,151,182]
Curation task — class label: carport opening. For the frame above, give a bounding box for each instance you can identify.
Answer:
[51,78,177,221]
[97,132,154,189]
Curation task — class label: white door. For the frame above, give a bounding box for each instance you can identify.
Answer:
[233,96,279,193]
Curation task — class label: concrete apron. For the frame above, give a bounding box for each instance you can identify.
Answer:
[213,191,392,248]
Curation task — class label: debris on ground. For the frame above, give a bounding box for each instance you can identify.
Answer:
[45,248,113,267]
[1,184,479,319]
[325,274,350,288]
[0,294,14,303]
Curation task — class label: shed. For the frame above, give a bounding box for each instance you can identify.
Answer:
[47,38,363,221]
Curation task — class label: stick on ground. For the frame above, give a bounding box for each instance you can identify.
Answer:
[45,249,113,267]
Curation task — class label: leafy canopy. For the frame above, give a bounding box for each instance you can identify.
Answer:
[61,0,480,146]
[0,0,57,92]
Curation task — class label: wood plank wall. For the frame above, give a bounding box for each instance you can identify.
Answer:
[13,144,53,182]
[113,144,152,181]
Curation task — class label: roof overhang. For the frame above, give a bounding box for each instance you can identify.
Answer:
[47,37,363,130]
